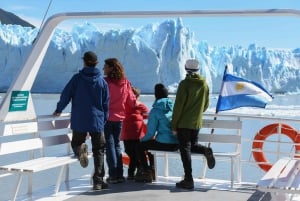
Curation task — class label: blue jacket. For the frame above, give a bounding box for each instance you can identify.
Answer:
[55,67,109,132]
[141,98,178,144]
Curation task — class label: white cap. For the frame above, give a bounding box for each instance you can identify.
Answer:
[185,59,199,72]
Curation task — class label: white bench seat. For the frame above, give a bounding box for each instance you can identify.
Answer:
[257,158,300,200]
[150,118,242,188]
[1,155,79,172]
[0,115,93,201]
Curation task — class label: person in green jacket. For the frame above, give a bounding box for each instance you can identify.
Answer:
[171,59,215,190]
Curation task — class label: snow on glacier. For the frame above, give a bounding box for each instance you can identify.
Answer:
[0,18,300,94]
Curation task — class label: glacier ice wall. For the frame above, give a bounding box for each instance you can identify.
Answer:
[0,19,300,94]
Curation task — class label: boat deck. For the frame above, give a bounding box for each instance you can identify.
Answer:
[15,175,273,201]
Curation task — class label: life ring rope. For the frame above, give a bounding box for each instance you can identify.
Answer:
[252,123,300,172]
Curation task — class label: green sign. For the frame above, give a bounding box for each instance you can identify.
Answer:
[9,91,30,112]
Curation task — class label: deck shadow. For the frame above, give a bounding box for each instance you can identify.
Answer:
[64,180,257,201]
[75,180,210,196]
[247,190,271,201]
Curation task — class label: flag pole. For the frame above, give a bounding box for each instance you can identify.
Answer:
[215,65,228,114]
[208,65,228,147]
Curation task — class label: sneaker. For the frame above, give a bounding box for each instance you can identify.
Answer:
[127,169,135,180]
[135,169,152,183]
[127,175,135,180]
[106,177,118,184]
[93,181,108,191]
[204,147,215,169]
[79,143,89,168]
[176,179,194,190]
[151,168,156,181]
[117,176,126,183]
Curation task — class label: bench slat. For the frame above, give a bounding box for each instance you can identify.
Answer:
[149,118,242,188]
[290,165,300,190]
[199,134,241,144]
[1,154,92,173]
[0,157,55,171]
[271,159,298,189]
[41,134,72,147]
[22,156,77,172]
[1,122,38,136]
[0,138,42,155]
[37,119,70,131]
[257,158,290,188]
[284,160,300,190]
[0,116,80,201]
[257,158,300,196]
[149,150,240,158]
[202,119,242,129]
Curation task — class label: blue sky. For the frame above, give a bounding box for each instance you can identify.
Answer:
[1,0,300,49]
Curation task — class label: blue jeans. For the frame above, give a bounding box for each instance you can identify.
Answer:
[104,121,123,178]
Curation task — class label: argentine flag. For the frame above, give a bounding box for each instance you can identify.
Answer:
[216,73,273,112]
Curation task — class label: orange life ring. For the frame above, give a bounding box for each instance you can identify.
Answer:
[122,153,130,166]
[252,123,300,172]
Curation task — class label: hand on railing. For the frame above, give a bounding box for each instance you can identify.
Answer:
[172,130,177,136]
[53,111,61,116]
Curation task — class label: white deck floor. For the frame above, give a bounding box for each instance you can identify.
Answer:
[13,175,277,201]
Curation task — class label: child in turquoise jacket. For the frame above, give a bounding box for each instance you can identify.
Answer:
[135,83,178,183]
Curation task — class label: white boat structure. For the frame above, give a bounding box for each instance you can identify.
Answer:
[1,9,300,201]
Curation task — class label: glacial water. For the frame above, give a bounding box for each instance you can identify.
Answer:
[1,93,300,200]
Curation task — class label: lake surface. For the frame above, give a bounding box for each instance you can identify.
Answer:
[1,93,300,117]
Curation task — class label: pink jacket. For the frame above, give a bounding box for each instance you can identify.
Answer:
[105,77,136,121]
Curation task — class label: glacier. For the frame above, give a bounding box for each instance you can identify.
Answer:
[0,18,300,94]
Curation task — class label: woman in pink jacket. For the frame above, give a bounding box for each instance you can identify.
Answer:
[103,58,137,184]
[121,87,149,180]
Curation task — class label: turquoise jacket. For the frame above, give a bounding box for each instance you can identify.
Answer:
[171,73,209,130]
[141,98,178,144]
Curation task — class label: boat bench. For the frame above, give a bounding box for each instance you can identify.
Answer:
[257,158,300,201]
[0,115,91,201]
[149,118,242,188]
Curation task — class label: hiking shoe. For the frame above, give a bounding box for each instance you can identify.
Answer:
[127,169,136,180]
[204,147,215,169]
[127,175,135,180]
[79,143,89,168]
[176,179,194,190]
[106,177,118,184]
[93,181,108,191]
[151,168,156,181]
[135,169,152,183]
[117,176,126,183]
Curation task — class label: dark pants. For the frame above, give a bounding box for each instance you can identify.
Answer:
[137,140,179,170]
[177,128,207,181]
[71,131,106,183]
[123,139,140,176]
[104,121,123,178]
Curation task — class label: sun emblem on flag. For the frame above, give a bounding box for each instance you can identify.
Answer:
[235,82,245,91]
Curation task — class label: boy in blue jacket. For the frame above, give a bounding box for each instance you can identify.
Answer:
[53,51,109,191]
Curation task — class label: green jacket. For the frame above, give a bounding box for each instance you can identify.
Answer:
[171,73,209,130]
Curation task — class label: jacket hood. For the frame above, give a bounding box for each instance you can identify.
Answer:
[79,67,101,83]
[186,73,206,84]
[152,98,173,113]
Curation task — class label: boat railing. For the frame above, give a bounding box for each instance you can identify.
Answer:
[1,111,300,184]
